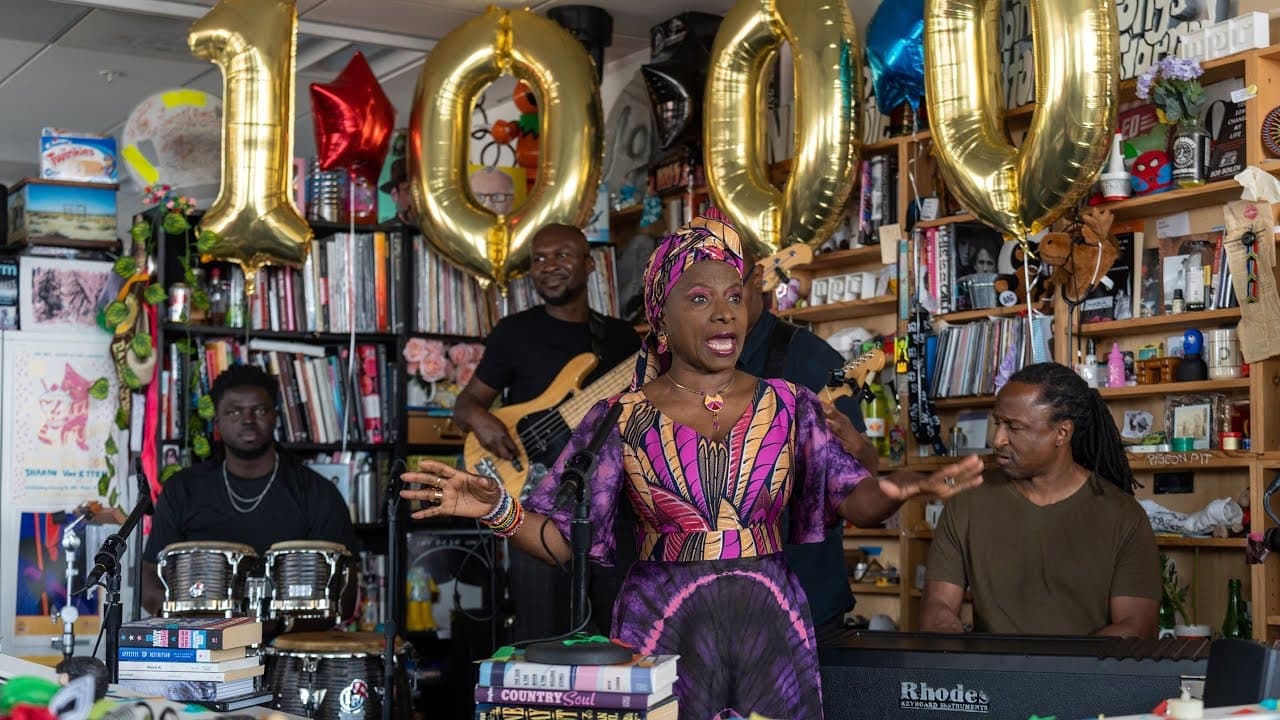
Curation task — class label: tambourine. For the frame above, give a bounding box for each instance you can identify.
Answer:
[1263,105,1280,158]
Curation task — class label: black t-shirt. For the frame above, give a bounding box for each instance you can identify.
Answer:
[143,456,359,563]
[475,305,640,405]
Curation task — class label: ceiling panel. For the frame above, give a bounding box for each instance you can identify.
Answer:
[57,9,202,63]
[303,0,483,39]
[0,39,46,82]
[0,0,89,44]
[0,44,209,158]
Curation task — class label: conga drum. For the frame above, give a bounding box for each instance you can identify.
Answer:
[156,541,258,617]
[264,540,351,630]
[265,631,407,719]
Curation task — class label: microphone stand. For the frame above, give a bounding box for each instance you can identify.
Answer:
[383,467,405,720]
[526,402,630,665]
[53,512,88,660]
[82,473,153,684]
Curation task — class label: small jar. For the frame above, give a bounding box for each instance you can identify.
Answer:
[1220,432,1242,451]
[1170,289,1185,314]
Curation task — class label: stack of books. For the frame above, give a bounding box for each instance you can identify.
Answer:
[115,616,272,711]
[472,649,679,719]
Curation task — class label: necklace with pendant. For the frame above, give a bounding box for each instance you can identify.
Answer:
[666,373,735,432]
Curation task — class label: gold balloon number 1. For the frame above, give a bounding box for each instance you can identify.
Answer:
[704,0,862,256]
[190,0,312,294]
[924,0,1119,244]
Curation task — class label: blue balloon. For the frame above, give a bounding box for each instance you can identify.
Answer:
[866,0,925,116]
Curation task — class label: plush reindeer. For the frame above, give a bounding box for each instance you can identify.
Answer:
[1037,207,1118,303]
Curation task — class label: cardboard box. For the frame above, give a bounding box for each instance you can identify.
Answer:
[7,179,119,249]
[407,412,464,447]
[39,128,118,184]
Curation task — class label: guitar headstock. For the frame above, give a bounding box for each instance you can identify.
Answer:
[824,348,888,403]
[756,244,815,293]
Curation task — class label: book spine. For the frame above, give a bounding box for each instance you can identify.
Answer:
[117,647,224,662]
[477,662,656,694]
[117,629,227,650]
[117,666,263,682]
[473,686,660,710]
[474,704,649,720]
[117,655,258,673]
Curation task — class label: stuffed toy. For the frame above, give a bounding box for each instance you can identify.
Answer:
[1038,207,1118,303]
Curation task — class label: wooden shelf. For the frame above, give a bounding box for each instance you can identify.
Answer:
[934,305,1035,324]
[1127,450,1255,470]
[864,129,933,153]
[1154,536,1246,548]
[609,204,645,222]
[845,527,901,538]
[916,213,975,229]
[164,323,399,344]
[801,245,888,272]
[850,583,901,596]
[932,395,997,409]
[1076,308,1241,337]
[777,295,896,323]
[1102,178,1247,222]
[1097,377,1250,398]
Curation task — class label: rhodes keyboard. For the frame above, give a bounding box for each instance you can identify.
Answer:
[819,629,1209,719]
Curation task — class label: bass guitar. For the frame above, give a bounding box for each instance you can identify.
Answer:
[463,352,638,498]
[820,348,887,405]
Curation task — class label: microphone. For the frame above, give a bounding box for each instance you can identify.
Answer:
[553,401,624,509]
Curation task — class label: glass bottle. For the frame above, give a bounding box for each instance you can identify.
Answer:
[1222,578,1246,638]
[862,382,890,457]
[207,267,228,326]
[1171,121,1209,189]
[1158,590,1177,639]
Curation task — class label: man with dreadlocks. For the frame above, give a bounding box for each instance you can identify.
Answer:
[920,362,1160,637]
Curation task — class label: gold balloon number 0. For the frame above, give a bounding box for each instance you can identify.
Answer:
[411,8,604,288]
[924,0,1119,244]
[190,0,312,294]
[704,0,862,256]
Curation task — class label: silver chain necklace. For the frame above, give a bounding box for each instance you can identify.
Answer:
[223,453,279,514]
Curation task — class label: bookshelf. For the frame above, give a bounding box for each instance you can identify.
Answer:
[761,42,1280,637]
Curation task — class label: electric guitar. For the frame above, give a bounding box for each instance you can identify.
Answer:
[464,352,639,498]
[820,348,887,405]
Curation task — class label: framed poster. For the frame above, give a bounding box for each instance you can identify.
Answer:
[17,256,118,332]
[0,331,128,654]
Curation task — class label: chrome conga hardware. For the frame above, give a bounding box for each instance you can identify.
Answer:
[264,541,351,630]
[156,541,258,617]
[265,631,406,719]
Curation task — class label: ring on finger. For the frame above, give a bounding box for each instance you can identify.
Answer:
[434,488,444,503]
[943,476,956,488]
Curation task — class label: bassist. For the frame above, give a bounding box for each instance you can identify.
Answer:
[453,224,640,641]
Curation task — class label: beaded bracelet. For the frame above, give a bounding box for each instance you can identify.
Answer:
[490,500,525,538]
[480,485,524,537]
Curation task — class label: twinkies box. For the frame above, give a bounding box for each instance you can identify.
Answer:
[7,178,119,249]
[40,128,118,184]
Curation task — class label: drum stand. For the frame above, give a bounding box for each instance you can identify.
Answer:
[82,469,153,683]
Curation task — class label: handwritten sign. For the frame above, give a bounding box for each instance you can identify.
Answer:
[1144,452,1217,466]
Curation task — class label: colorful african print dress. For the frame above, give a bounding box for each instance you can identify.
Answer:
[526,378,867,720]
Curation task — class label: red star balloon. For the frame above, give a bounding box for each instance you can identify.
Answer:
[310,51,395,172]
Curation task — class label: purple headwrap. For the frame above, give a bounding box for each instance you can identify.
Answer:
[632,208,746,389]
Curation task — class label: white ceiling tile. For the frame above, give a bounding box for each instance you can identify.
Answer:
[0,39,46,81]
[57,9,202,63]
[303,0,484,36]
[0,44,209,161]
[0,1,89,44]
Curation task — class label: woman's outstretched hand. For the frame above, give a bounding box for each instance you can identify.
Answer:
[401,459,504,520]
[879,455,985,501]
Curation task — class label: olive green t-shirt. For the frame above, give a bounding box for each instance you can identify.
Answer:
[925,473,1161,635]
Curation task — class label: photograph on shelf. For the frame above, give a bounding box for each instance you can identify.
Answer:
[1164,394,1222,450]
[1121,410,1155,441]
[1138,246,1162,317]
[17,256,119,331]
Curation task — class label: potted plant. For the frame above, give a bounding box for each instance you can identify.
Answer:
[1135,56,1207,188]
